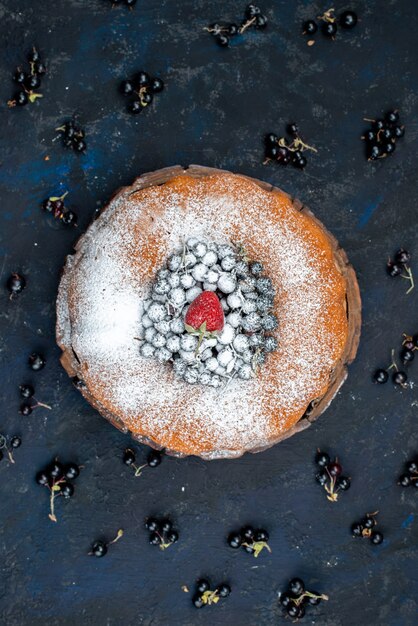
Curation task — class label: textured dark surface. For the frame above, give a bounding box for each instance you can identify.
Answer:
[0,1,417,625]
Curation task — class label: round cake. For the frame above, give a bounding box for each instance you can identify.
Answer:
[56,165,361,459]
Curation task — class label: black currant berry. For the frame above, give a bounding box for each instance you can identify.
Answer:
[61,482,74,499]
[65,463,80,480]
[395,248,411,265]
[393,371,407,386]
[150,77,164,93]
[228,533,242,548]
[315,451,330,467]
[28,352,45,371]
[197,579,210,593]
[218,583,231,598]
[120,80,134,96]
[322,22,337,38]
[10,436,22,449]
[340,11,358,29]
[370,531,383,545]
[216,34,229,47]
[373,369,388,384]
[289,578,305,597]
[7,273,26,296]
[91,540,107,557]
[147,450,162,468]
[303,20,318,35]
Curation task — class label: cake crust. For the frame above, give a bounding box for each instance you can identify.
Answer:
[56,165,361,459]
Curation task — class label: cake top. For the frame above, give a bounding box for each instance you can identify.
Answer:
[58,171,348,458]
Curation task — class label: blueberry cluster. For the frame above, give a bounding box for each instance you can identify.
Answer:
[303,9,358,43]
[89,529,124,557]
[36,458,81,522]
[0,433,22,464]
[19,383,51,416]
[145,517,179,550]
[398,458,418,488]
[192,579,231,609]
[386,247,414,294]
[279,578,328,620]
[373,331,417,388]
[139,239,278,388]
[205,4,267,47]
[28,352,46,371]
[228,525,270,557]
[351,512,383,545]
[56,120,87,153]
[42,192,78,226]
[7,47,46,108]
[123,447,162,477]
[362,110,405,161]
[264,124,317,169]
[109,0,137,7]
[120,71,165,115]
[315,450,351,502]
[6,273,26,300]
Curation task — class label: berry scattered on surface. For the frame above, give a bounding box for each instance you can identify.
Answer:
[192,578,232,608]
[363,110,405,162]
[263,124,316,168]
[18,383,51,414]
[145,516,179,550]
[279,577,328,618]
[89,529,124,557]
[122,447,163,477]
[227,525,271,557]
[36,456,82,522]
[119,70,164,114]
[351,511,383,544]
[314,449,350,502]
[340,10,358,29]
[41,191,78,227]
[302,7,358,45]
[56,120,87,153]
[6,272,26,299]
[0,433,22,464]
[7,47,46,108]
[28,352,46,371]
[205,4,267,47]
[397,455,418,488]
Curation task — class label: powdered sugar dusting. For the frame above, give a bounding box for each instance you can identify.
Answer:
[57,172,348,458]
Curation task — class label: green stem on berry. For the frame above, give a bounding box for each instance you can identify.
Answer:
[239,16,256,34]
[294,590,329,606]
[134,463,148,477]
[318,7,336,23]
[108,529,124,545]
[201,590,220,605]
[49,191,69,202]
[400,266,414,294]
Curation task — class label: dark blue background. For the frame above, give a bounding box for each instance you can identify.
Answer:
[1,1,417,625]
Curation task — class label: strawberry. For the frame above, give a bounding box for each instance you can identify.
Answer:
[184,291,224,348]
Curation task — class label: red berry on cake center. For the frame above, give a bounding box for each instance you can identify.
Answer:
[185,291,224,334]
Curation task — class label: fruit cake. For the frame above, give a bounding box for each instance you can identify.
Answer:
[56,165,361,459]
